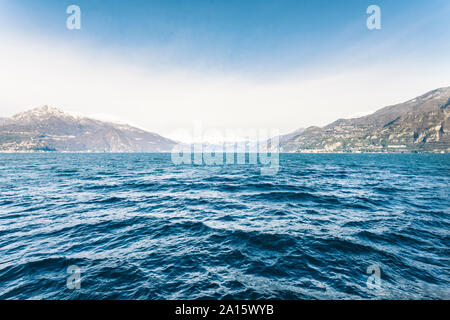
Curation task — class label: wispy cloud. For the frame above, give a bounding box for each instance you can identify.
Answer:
[0,1,449,142]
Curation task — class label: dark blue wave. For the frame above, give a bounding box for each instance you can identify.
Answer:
[0,153,449,299]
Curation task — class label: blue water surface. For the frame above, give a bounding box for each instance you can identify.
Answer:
[0,153,448,299]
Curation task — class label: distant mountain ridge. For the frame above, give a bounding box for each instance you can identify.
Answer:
[1,87,450,153]
[280,87,450,153]
[0,106,176,152]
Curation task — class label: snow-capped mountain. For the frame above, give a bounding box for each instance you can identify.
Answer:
[0,106,177,152]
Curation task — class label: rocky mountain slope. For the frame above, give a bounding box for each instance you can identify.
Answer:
[2,87,449,153]
[280,87,450,153]
[0,106,177,152]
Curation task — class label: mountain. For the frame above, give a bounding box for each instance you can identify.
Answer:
[0,106,177,152]
[280,87,450,153]
[2,87,449,153]
[277,128,305,145]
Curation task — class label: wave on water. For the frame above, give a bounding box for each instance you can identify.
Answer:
[0,153,449,299]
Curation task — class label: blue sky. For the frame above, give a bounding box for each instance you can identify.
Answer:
[3,0,450,74]
[0,0,449,140]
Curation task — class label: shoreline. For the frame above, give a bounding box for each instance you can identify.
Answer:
[0,151,448,154]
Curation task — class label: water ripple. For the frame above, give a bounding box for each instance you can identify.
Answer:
[0,153,449,299]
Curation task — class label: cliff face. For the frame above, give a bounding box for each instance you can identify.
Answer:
[281,87,450,153]
[0,106,177,152]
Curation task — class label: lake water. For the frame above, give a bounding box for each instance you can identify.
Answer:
[0,153,448,299]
